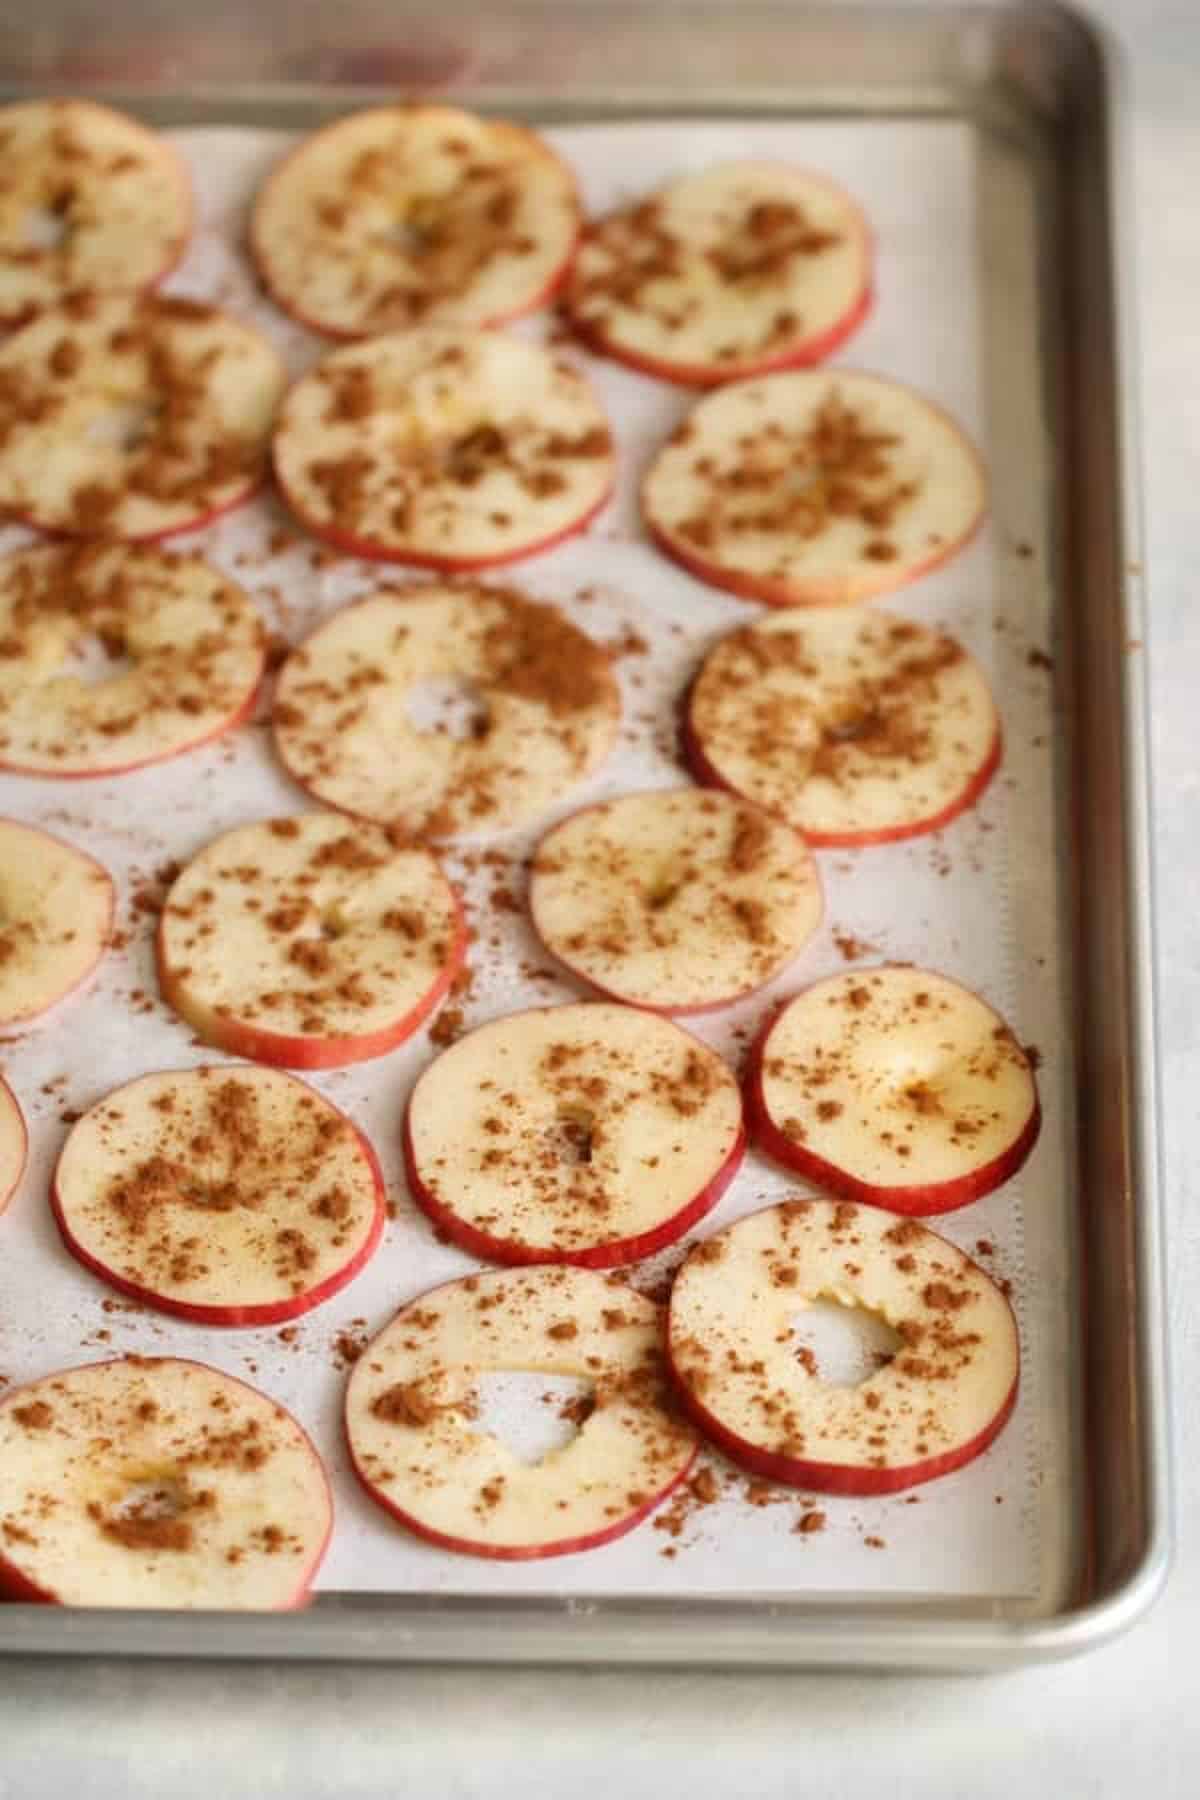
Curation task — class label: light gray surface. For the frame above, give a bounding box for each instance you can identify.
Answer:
[0,0,1195,1792]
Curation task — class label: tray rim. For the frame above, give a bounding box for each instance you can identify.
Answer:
[0,0,1171,1670]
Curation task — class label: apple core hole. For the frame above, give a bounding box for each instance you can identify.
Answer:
[86,399,159,454]
[386,211,438,254]
[790,1297,901,1388]
[64,625,134,686]
[546,1105,595,1166]
[114,1473,190,1524]
[473,1369,595,1467]
[404,675,490,742]
[23,202,70,251]
[646,873,682,912]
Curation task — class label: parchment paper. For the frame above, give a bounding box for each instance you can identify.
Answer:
[0,119,1071,1602]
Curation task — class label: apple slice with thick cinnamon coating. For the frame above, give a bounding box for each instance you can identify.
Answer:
[566,161,871,385]
[643,370,985,606]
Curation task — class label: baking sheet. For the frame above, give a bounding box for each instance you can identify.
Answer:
[0,117,1073,1603]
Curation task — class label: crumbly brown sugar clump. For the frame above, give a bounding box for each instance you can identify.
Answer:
[272,326,614,566]
[685,607,1000,844]
[0,100,192,322]
[251,104,580,339]
[273,582,620,838]
[52,1064,385,1322]
[643,370,986,606]
[0,293,284,541]
[565,162,871,383]
[529,788,822,1012]
[0,543,266,776]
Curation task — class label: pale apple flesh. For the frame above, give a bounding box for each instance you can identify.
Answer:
[0,1074,27,1214]
[346,1265,698,1558]
[565,161,872,386]
[642,370,987,607]
[251,104,580,340]
[0,295,286,542]
[668,1198,1019,1494]
[0,544,266,778]
[403,1002,746,1267]
[51,1065,385,1325]
[683,607,1002,844]
[747,966,1040,1214]
[0,818,114,1029]
[272,325,615,568]
[272,583,620,838]
[529,787,823,1013]
[0,1356,333,1607]
[0,99,193,324]
[157,812,467,1070]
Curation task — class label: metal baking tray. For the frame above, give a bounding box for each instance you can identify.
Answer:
[0,0,1170,1669]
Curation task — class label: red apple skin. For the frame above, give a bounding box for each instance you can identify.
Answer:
[250,117,582,342]
[679,693,1004,848]
[0,827,114,1031]
[0,108,195,330]
[346,1408,698,1561]
[528,797,824,1017]
[665,1335,1018,1496]
[402,1110,746,1269]
[569,281,874,390]
[743,999,1042,1215]
[49,1109,387,1327]
[273,457,613,573]
[154,889,469,1071]
[0,1076,28,1215]
[8,470,272,549]
[0,661,265,781]
[0,1356,334,1604]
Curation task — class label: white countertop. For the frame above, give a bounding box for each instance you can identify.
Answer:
[1,3,1196,1793]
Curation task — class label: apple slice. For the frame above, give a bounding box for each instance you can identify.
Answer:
[0,818,113,1029]
[565,162,871,386]
[667,1197,1019,1494]
[157,812,466,1070]
[0,1356,332,1606]
[529,788,822,1013]
[272,326,615,568]
[747,966,1040,1214]
[0,294,286,542]
[0,1074,27,1214]
[52,1064,385,1325]
[0,543,266,778]
[0,99,192,325]
[346,1265,698,1558]
[643,371,986,606]
[251,103,580,340]
[404,1002,744,1267]
[273,583,620,838]
[684,608,1001,845]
